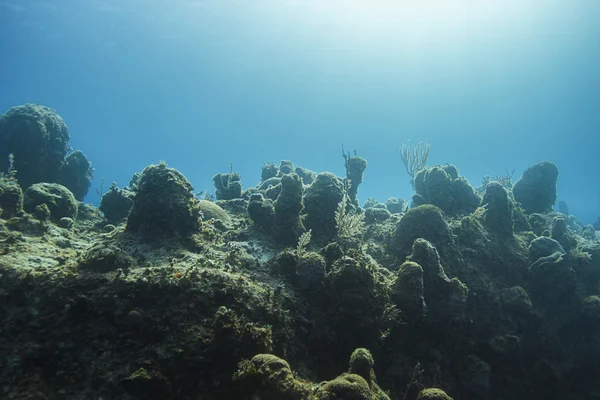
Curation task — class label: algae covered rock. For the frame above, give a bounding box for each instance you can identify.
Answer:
[581,295,600,325]
[316,373,372,400]
[512,161,558,214]
[391,205,455,259]
[303,172,346,245]
[295,166,316,185]
[417,388,454,400]
[384,197,408,214]
[481,181,513,236]
[296,251,326,289]
[390,261,426,321]
[126,162,201,238]
[408,239,468,320]
[364,207,391,224]
[344,156,367,206]
[99,182,134,223]
[550,215,576,251]
[500,286,533,314]
[24,182,78,221]
[348,348,374,383]
[528,236,564,261]
[79,242,133,272]
[0,177,23,218]
[413,165,480,215]
[273,173,305,245]
[261,162,278,180]
[59,150,93,201]
[248,193,275,231]
[279,160,294,174]
[0,104,70,188]
[213,171,243,200]
[233,354,310,400]
[121,367,171,398]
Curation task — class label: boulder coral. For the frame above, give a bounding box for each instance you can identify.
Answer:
[413,164,480,215]
[390,261,426,321]
[247,193,275,231]
[213,172,243,200]
[99,182,134,223]
[481,181,513,236]
[24,182,78,222]
[59,150,94,201]
[0,104,94,200]
[303,172,346,245]
[391,205,455,260]
[407,239,468,321]
[512,161,559,214]
[273,173,305,245]
[0,177,23,218]
[126,162,201,238]
[0,104,70,188]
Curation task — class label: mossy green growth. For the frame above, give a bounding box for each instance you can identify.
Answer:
[348,348,374,383]
[233,354,311,400]
[316,373,372,400]
[390,261,426,320]
[121,367,170,398]
[296,251,326,289]
[416,388,454,400]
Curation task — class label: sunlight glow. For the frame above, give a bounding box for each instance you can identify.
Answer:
[292,0,533,44]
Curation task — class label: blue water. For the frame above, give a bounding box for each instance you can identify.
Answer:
[1,1,599,223]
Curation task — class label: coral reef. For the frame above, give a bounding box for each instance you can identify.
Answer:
[1,154,600,400]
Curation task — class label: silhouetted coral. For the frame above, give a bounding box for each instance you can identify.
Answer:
[512,161,558,214]
[59,150,93,201]
[99,182,134,223]
[213,171,243,200]
[303,172,346,245]
[0,104,70,188]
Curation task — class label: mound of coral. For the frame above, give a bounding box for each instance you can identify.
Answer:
[1,142,600,400]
